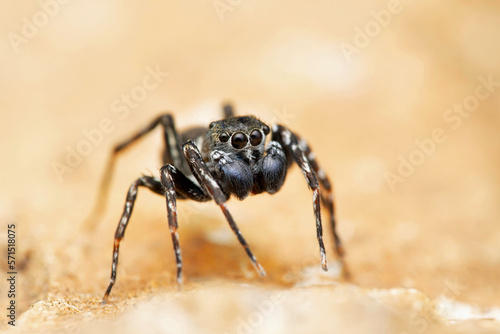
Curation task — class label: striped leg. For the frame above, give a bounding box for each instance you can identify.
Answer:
[85,114,186,231]
[272,125,329,272]
[182,140,266,277]
[102,176,163,303]
[296,138,345,258]
[159,165,182,288]
[296,136,350,278]
[159,164,213,288]
[102,166,214,303]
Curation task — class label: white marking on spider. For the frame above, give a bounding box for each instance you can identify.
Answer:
[282,129,292,145]
[211,151,222,160]
[313,189,321,210]
[302,162,312,174]
[298,139,308,151]
[267,142,285,156]
[267,141,278,149]
[119,216,127,226]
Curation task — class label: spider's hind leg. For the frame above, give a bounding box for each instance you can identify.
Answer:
[222,102,235,118]
[85,114,187,231]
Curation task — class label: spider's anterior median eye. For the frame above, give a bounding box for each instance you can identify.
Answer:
[250,129,263,146]
[231,132,248,149]
[219,132,229,142]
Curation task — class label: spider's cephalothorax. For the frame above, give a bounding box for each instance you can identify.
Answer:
[203,116,285,200]
[98,104,347,303]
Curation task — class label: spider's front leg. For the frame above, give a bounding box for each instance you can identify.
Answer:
[182,140,267,277]
[296,138,345,258]
[272,124,347,273]
[158,163,219,286]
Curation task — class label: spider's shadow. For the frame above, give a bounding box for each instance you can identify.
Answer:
[179,226,273,282]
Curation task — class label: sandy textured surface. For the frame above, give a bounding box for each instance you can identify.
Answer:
[1,1,499,333]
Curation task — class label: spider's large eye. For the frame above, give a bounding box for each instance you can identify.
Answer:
[231,132,248,149]
[219,132,229,142]
[250,129,263,146]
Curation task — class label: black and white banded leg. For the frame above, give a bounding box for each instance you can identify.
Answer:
[182,140,266,277]
[102,165,214,303]
[159,163,220,287]
[102,176,164,303]
[159,165,183,288]
[272,124,330,271]
[296,137,345,258]
[295,134,350,278]
[85,114,187,231]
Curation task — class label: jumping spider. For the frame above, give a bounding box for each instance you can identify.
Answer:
[100,104,347,302]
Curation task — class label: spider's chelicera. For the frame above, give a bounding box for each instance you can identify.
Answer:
[100,104,347,303]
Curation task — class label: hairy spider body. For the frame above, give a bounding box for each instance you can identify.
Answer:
[99,104,347,303]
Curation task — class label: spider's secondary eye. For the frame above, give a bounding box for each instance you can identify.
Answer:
[219,132,229,142]
[262,125,270,135]
[250,130,263,146]
[231,132,248,149]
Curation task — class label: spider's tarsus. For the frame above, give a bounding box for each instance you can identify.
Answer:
[176,272,183,291]
[254,262,267,277]
[101,291,111,305]
[321,254,328,272]
[101,281,114,305]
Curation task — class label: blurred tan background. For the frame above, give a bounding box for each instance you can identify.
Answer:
[1,0,499,333]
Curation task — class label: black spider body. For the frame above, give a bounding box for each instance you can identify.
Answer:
[100,104,347,302]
